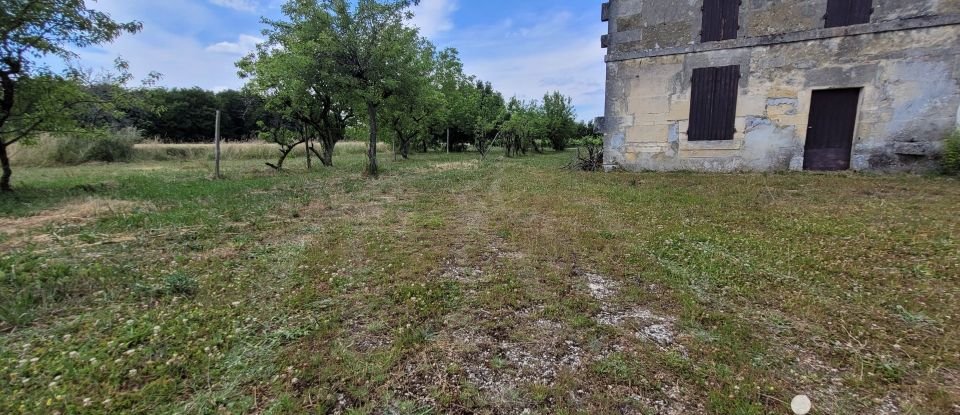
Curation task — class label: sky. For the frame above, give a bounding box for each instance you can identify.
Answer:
[77,0,608,120]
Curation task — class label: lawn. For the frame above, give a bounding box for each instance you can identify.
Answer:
[0,151,957,414]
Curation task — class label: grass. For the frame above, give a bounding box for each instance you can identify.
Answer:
[0,149,958,414]
[8,137,388,166]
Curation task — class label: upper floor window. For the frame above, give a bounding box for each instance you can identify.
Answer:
[701,0,740,42]
[688,66,740,141]
[825,0,873,28]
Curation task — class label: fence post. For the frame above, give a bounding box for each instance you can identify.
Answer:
[214,110,222,179]
[446,128,450,154]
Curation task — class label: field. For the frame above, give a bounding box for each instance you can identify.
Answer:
[0,149,958,414]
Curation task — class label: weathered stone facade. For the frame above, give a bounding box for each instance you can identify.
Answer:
[601,0,960,172]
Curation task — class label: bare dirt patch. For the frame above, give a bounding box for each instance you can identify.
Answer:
[415,160,480,174]
[581,270,685,350]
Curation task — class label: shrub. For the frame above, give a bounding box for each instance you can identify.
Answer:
[568,135,605,171]
[52,127,140,165]
[943,129,960,175]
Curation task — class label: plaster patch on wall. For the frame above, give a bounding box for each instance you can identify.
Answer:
[608,132,626,151]
[667,123,680,143]
[745,116,772,132]
[883,60,957,140]
[766,98,799,115]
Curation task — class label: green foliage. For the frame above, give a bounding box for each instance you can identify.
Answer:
[134,275,194,299]
[0,0,143,191]
[942,129,960,175]
[122,88,267,142]
[164,272,200,296]
[53,128,140,165]
[568,135,604,171]
[542,91,578,151]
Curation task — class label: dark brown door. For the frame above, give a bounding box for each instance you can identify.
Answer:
[804,88,860,171]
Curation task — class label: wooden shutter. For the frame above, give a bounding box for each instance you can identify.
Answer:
[701,0,740,42]
[825,0,873,28]
[688,66,740,141]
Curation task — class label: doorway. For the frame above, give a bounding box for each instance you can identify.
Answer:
[803,88,861,171]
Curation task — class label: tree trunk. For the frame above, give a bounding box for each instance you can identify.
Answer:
[318,138,334,167]
[0,141,12,192]
[1,67,17,192]
[305,136,312,170]
[400,136,410,159]
[366,102,379,177]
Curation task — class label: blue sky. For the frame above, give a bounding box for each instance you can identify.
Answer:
[78,0,607,120]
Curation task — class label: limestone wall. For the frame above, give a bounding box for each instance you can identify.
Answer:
[603,25,960,172]
[605,0,959,55]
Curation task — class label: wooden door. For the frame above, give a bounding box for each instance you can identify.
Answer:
[804,89,860,171]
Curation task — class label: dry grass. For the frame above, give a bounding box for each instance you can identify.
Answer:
[9,137,389,166]
[0,197,148,236]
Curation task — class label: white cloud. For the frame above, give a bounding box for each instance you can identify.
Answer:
[209,0,258,12]
[79,30,249,91]
[468,39,605,120]
[410,0,458,38]
[447,10,607,120]
[206,34,263,55]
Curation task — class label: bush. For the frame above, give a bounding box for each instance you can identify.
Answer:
[53,127,140,165]
[568,135,605,171]
[943,129,960,175]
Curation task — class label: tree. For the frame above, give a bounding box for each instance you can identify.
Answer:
[239,2,356,169]
[382,40,439,160]
[314,0,422,176]
[502,97,545,157]
[471,81,505,160]
[0,0,141,191]
[542,91,577,151]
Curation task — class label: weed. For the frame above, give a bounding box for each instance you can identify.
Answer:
[942,129,960,174]
[164,272,200,296]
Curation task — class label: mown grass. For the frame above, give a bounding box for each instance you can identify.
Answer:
[0,150,957,414]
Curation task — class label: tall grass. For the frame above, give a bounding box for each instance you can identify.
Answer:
[10,136,390,166]
[8,128,140,166]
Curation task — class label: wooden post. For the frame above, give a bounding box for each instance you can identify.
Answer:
[214,110,222,179]
[305,128,312,170]
[446,128,450,154]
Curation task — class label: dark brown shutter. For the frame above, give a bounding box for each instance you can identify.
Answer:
[688,66,740,141]
[825,0,873,28]
[701,0,740,42]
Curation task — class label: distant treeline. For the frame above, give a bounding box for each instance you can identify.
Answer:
[112,87,598,146]
[117,88,268,142]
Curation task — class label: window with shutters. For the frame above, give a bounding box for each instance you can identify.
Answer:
[825,0,873,28]
[688,66,740,141]
[701,0,740,42]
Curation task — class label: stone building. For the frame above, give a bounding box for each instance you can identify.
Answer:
[600,0,960,172]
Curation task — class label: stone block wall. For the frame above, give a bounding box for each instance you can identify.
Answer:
[605,0,958,55]
[603,24,960,172]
